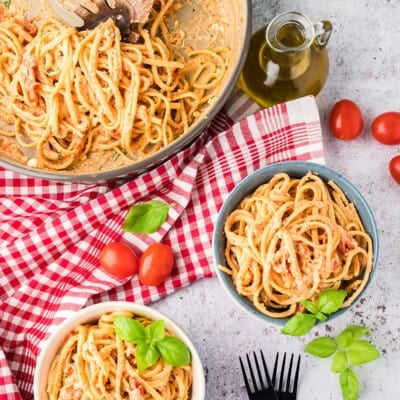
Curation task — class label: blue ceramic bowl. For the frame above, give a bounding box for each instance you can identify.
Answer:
[213,161,379,326]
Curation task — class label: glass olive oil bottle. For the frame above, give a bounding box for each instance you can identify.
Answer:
[237,12,332,108]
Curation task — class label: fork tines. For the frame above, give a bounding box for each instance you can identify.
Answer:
[272,352,301,398]
[239,350,279,400]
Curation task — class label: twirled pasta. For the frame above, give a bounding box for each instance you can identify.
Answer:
[47,311,192,400]
[0,1,229,170]
[220,172,374,318]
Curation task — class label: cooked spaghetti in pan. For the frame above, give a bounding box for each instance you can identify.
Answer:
[0,0,230,171]
[46,311,192,400]
[220,172,374,318]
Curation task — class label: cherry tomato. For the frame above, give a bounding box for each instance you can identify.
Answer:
[329,99,364,140]
[371,111,400,145]
[139,243,174,286]
[99,242,139,279]
[389,155,400,184]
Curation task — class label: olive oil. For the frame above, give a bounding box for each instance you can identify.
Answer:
[237,12,331,108]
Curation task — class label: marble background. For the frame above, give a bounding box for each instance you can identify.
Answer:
[154,1,400,398]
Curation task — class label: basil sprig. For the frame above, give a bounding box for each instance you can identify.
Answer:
[114,315,191,372]
[123,200,171,234]
[305,325,380,400]
[282,289,347,336]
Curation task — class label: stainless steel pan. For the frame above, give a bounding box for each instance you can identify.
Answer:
[0,0,251,182]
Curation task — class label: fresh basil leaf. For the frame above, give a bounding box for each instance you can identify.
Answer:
[317,289,347,315]
[157,336,192,367]
[114,316,146,343]
[337,330,354,349]
[339,368,359,400]
[136,342,160,372]
[145,320,165,344]
[301,299,320,315]
[341,325,371,340]
[305,337,337,358]
[338,325,372,348]
[315,311,328,322]
[331,350,348,373]
[282,313,317,336]
[123,200,171,234]
[347,340,380,366]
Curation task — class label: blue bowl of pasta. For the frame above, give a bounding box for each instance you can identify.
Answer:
[34,301,205,400]
[213,161,379,327]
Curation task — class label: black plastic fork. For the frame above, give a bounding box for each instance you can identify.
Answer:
[239,350,279,400]
[272,352,301,400]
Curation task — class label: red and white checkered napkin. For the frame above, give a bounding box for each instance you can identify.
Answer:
[0,94,324,399]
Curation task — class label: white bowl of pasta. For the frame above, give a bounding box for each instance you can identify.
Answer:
[33,301,205,400]
[213,161,379,327]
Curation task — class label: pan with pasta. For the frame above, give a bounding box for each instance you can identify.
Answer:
[0,0,251,180]
[213,161,379,324]
[34,302,205,400]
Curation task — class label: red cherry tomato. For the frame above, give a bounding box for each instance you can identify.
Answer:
[329,99,364,140]
[99,242,139,279]
[371,112,400,145]
[389,155,400,184]
[139,243,174,286]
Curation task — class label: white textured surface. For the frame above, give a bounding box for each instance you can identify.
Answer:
[154,1,400,399]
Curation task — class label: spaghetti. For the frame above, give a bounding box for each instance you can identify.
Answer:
[46,311,192,400]
[0,1,229,170]
[220,172,374,318]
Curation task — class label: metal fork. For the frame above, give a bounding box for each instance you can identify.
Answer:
[48,0,152,39]
[239,350,279,400]
[272,352,301,400]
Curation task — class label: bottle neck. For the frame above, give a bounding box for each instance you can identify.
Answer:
[264,12,315,81]
[266,12,315,52]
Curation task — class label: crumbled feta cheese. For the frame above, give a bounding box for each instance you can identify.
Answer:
[27,158,38,168]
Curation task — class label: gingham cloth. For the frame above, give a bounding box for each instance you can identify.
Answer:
[0,93,324,399]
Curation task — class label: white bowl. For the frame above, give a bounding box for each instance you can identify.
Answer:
[34,301,205,400]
